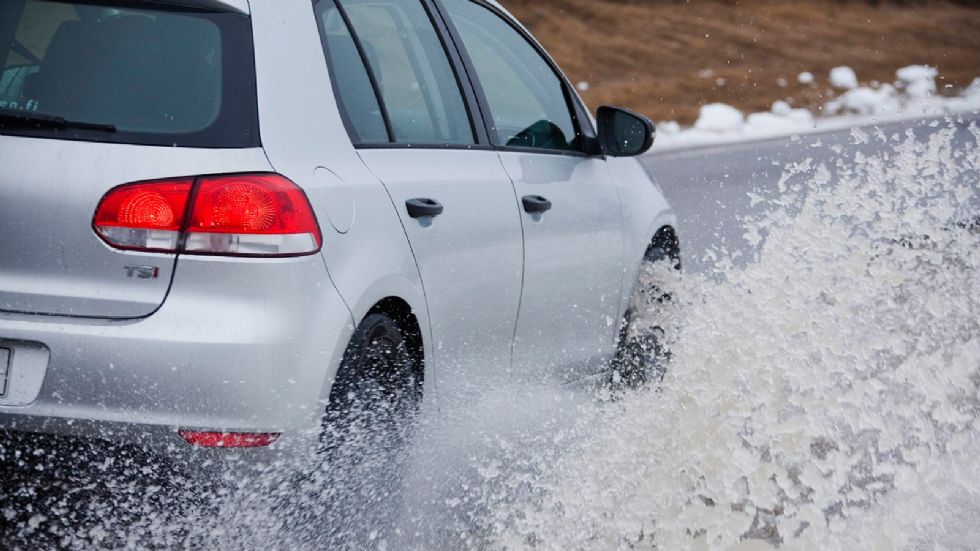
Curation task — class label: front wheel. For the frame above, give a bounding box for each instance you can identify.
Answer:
[612,247,682,388]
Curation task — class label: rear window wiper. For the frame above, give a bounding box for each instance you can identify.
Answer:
[0,109,117,133]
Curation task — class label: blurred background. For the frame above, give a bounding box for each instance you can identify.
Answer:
[499,0,980,124]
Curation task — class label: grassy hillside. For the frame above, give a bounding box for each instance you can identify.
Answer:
[499,0,980,124]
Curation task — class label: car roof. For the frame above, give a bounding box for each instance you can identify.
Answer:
[484,1,524,28]
[186,1,518,21]
[156,0,249,14]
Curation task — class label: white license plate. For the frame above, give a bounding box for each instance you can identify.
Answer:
[0,347,10,396]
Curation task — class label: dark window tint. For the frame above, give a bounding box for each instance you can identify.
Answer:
[325,0,474,146]
[442,0,579,152]
[0,0,258,147]
[314,0,389,144]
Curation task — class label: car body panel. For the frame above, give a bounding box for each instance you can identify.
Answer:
[501,152,627,383]
[0,136,272,319]
[607,155,678,318]
[358,148,524,392]
[0,254,352,457]
[248,0,434,395]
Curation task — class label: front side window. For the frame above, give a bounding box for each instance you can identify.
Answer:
[441,0,581,152]
[0,0,258,147]
[315,0,475,146]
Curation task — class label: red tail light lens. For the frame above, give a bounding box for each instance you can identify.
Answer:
[93,179,193,252]
[179,430,281,448]
[185,174,322,256]
[93,173,322,257]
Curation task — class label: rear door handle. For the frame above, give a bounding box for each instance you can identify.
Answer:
[522,195,552,214]
[406,198,444,219]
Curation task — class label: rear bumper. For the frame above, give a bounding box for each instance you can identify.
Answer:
[0,254,354,459]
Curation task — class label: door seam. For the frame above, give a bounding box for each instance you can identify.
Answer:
[495,151,527,381]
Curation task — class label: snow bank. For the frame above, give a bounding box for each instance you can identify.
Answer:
[823,65,944,117]
[826,84,899,116]
[656,65,980,151]
[897,64,938,98]
[830,66,859,89]
[946,78,980,112]
[658,100,816,149]
[693,103,744,132]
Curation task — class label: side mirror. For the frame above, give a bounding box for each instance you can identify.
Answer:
[596,106,656,157]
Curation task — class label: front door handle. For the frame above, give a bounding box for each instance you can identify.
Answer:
[522,195,552,214]
[406,198,444,219]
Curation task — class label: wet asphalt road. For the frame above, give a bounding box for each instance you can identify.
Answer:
[641,114,980,276]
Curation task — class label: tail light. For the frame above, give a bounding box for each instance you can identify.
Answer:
[93,178,193,253]
[94,174,322,257]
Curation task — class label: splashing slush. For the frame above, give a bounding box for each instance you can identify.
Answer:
[499,122,980,549]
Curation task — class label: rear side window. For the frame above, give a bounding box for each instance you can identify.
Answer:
[314,0,389,144]
[0,0,258,147]
[314,0,475,146]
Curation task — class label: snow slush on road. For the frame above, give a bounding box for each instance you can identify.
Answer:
[2,122,979,549]
[482,123,980,550]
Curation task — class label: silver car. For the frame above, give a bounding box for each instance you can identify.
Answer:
[0,0,678,460]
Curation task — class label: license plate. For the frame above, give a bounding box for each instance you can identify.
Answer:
[0,347,10,397]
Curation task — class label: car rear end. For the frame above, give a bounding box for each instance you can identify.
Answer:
[0,0,350,461]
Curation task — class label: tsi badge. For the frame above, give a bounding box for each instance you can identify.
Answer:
[124,265,160,279]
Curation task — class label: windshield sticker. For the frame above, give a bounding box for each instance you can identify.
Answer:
[0,99,40,112]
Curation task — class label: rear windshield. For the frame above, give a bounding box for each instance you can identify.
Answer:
[0,0,258,147]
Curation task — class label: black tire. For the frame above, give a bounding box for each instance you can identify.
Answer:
[323,313,422,440]
[315,313,422,544]
[612,246,680,388]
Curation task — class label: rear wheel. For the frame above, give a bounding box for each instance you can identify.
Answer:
[613,244,681,388]
[316,313,422,542]
[323,313,422,441]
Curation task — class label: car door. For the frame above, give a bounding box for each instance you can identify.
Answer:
[439,0,627,382]
[313,0,524,391]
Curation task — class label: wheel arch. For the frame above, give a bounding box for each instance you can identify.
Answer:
[315,276,431,410]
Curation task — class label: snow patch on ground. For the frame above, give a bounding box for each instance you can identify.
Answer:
[897,65,939,98]
[656,66,980,151]
[829,65,859,89]
[693,103,744,132]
